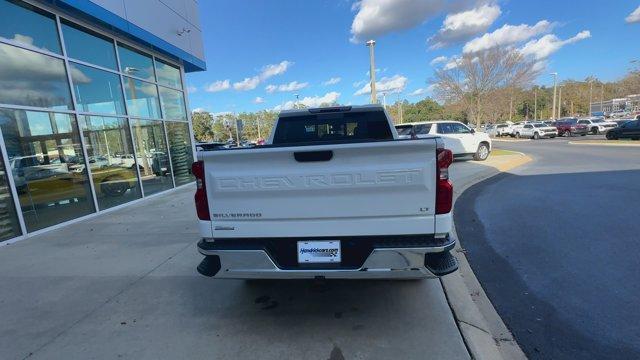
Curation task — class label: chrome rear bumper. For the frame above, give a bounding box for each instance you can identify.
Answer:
[197,237,457,279]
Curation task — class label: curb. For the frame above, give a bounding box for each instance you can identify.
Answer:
[568,141,640,147]
[442,154,532,360]
[491,138,531,143]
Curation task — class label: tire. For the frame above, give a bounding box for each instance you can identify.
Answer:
[606,132,617,140]
[564,131,572,137]
[473,143,490,161]
[550,135,556,138]
[632,137,639,141]
[100,176,129,197]
[581,134,587,136]
[590,127,598,135]
[533,132,540,140]
[515,132,521,139]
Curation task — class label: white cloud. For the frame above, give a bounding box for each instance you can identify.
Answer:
[233,61,293,91]
[350,0,445,43]
[443,56,463,70]
[463,20,554,53]
[519,31,591,60]
[233,76,261,91]
[322,77,342,85]
[192,107,207,113]
[253,97,265,104]
[274,92,341,111]
[354,74,408,96]
[429,4,501,49]
[266,81,309,93]
[187,85,197,93]
[211,111,232,118]
[409,88,426,96]
[353,79,367,88]
[205,79,230,92]
[626,6,640,23]
[430,55,448,66]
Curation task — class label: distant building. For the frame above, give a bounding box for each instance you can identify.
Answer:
[0,0,205,242]
[590,94,640,115]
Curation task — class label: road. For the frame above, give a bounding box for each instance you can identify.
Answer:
[455,136,640,359]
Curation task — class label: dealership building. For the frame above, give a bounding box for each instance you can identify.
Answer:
[0,0,205,242]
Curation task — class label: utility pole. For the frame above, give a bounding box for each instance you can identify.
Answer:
[397,94,404,123]
[509,97,513,122]
[366,40,377,104]
[589,79,594,116]
[534,89,538,121]
[294,93,300,108]
[382,92,387,109]
[571,101,574,116]
[600,84,604,114]
[551,72,558,120]
[256,116,262,139]
[558,87,563,119]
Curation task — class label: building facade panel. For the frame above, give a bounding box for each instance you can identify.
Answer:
[0,0,203,242]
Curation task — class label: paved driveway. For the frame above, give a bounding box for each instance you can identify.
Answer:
[0,181,472,359]
[455,137,640,359]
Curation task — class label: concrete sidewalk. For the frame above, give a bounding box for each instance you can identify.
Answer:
[0,188,468,359]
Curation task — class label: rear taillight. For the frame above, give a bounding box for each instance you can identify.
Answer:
[192,161,210,220]
[435,138,453,215]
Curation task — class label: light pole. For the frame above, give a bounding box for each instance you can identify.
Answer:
[382,92,387,109]
[558,86,562,119]
[589,79,594,116]
[550,72,558,120]
[534,89,538,121]
[366,40,377,104]
[294,93,300,108]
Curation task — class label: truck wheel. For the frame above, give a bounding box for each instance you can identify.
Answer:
[515,132,521,139]
[564,131,572,137]
[533,132,540,140]
[606,132,617,140]
[590,127,598,135]
[473,143,490,161]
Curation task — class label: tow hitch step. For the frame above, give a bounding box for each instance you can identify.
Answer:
[424,251,458,276]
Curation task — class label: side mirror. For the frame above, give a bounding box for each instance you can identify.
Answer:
[470,128,475,134]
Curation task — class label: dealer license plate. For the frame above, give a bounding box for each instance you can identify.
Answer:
[297,240,341,264]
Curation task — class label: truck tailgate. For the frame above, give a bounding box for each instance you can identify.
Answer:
[201,139,438,238]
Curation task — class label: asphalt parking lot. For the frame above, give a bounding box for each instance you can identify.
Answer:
[455,136,640,359]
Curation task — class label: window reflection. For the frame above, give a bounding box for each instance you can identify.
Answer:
[0,144,22,241]
[131,119,172,195]
[0,0,61,54]
[0,43,73,110]
[123,77,161,119]
[118,43,155,82]
[70,62,126,115]
[61,20,117,70]
[159,86,187,121]
[155,59,182,89]
[166,122,194,186]
[0,109,94,231]
[81,116,141,209]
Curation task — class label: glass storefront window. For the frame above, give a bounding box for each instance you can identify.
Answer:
[0,0,61,54]
[158,87,187,121]
[0,43,73,110]
[0,109,94,231]
[0,145,22,241]
[123,77,161,119]
[81,116,141,210]
[61,20,117,70]
[118,43,155,82]
[130,119,173,195]
[70,62,126,115]
[166,122,194,186]
[155,58,182,89]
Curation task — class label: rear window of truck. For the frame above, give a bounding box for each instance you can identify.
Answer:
[272,111,393,144]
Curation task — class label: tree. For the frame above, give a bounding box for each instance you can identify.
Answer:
[433,47,540,127]
[191,111,215,142]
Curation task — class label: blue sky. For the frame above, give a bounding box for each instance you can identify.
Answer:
[186,0,640,114]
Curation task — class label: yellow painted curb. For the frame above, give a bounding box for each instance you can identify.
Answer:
[493,154,533,172]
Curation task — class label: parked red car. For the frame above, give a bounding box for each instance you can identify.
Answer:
[555,118,588,137]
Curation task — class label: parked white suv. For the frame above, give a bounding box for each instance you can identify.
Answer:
[577,118,618,135]
[396,121,492,161]
[515,122,558,139]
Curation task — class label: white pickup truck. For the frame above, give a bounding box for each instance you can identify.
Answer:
[193,105,457,279]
